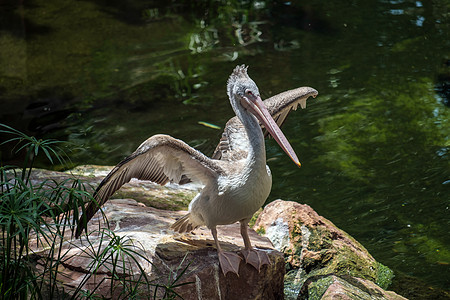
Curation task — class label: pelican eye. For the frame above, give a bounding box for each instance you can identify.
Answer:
[246,90,253,96]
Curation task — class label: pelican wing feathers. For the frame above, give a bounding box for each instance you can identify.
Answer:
[75,134,223,238]
[212,86,318,160]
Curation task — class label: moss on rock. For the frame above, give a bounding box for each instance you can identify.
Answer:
[112,187,196,211]
[376,262,395,290]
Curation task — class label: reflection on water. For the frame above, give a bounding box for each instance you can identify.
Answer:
[0,0,449,295]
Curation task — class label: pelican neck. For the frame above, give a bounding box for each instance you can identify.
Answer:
[236,107,267,168]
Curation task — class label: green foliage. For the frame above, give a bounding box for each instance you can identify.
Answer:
[0,124,192,299]
[154,254,195,300]
[0,123,77,299]
[70,229,152,299]
[248,208,262,228]
[375,262,394,290]
[255,227,266,235]
[0,123,68,183]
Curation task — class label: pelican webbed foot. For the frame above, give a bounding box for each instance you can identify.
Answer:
[218,250,242,276]
[238,220,271,272]
[240,248,271,272]
[211,226,243,276]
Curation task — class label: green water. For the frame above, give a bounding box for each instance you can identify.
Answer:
[1,0,449,296]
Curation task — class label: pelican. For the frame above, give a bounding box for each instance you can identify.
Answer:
[75,65,318,275]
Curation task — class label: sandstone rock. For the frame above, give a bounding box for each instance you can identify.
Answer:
[297,275,407,300]
[254,200,381,277]
[254,200,398,299]
[15,166,198,211]
[31,197,285,299]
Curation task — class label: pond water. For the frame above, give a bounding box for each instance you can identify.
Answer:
[1,0,449,296]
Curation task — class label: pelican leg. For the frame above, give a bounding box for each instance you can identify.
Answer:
[239,220,271,272]
[211,226,242,276]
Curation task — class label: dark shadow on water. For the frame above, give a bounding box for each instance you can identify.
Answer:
[80,0,191,26]
[0,87,78,167]
[390,273,450,300]
[0,0,52,38]
[83,0,150,25]
[270,2,336,34]
[436,59,450,107]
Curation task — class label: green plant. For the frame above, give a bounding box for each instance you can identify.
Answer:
[0,123,193,299]
[68,229,148,299]
[71,229,194,299]
[0,123,90,299]
[0,124,68,185]
[155,254,194,300]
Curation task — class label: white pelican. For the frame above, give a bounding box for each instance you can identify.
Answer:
[75,65,318,275]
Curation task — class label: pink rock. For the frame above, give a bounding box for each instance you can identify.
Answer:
[299,275,407,300]
[254,200,379,279]
[31,197,285,299]
[254,200,405,299]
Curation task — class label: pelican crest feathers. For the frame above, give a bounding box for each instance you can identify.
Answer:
[227,64,251,98]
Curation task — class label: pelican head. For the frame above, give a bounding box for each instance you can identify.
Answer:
[227,65,301,167]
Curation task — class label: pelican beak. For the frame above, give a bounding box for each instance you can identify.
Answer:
[242,95,301,167]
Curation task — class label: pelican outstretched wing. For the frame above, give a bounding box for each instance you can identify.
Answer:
[75,134,223,238]
[212,87,318,160]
